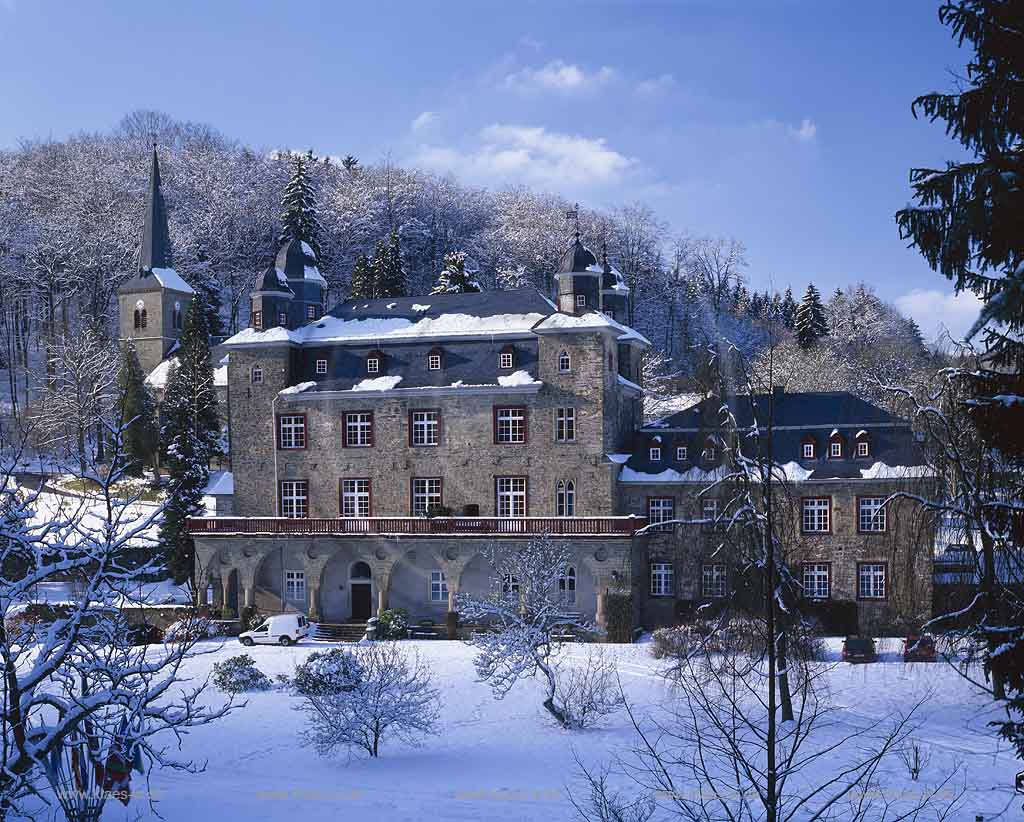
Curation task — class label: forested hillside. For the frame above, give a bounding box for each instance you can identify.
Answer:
[0,109,934,415]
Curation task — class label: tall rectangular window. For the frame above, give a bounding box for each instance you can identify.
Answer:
[858,563,887,599]
[676,446,687,461]
[802,497,830,533]
[555,408,576,442]
[858,497,887,533]
[494,407,526,443]
[555,480,575,517]
[499,351,513,370]
[430,570,448,603]
[411,410,440,446]
[702,498,719,528]
[285,570,306,603]
[649,447,662,461]
[345,412,373,447]
[802,564,830,599]
[412,478,442,516]
[340,479,371,517]
[280,480,308,519]
[315,358,328,375]
[648,497,674,532]
[650,563,674,597]
[702,564,728,598]
[278,415,306,449]
[428,353,442,371]
[496,476,527,517]
[252,309,263,330]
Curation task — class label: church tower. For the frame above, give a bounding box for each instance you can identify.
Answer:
[118,148,195,376]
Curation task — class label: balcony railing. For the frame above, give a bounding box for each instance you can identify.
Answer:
[187,515,646,537]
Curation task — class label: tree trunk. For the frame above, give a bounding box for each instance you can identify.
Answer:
[778,630,794,722]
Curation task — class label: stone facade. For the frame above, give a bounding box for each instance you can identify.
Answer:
[117,284,191,377]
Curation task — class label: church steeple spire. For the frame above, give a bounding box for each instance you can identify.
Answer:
[139,146,172,273]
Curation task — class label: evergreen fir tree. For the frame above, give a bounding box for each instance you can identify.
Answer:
[279,150,324,262]
[373,230,406,298]
[116,341,158,477]
[795,283,828,348]
[349,252,376,299]
[341,155,359,172]
[158,295,221,584]
[780,287,798,329]
[430,251,481,295]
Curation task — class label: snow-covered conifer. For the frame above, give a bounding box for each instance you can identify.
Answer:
[349,252,376,299]
[373,230,406,298]
[795,283,828,348]
[430,250,481,295]
[116,340,158,477]
[279,149,324,262]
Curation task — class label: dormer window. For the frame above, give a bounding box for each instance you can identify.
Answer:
[576,294,586,307]
[649,446,661,461]
[855,431,870,458]
[803,442,815,459]
[558,351,571,373]
[367,357,380,374]
[676,446,687,461]
[703,438,717,462]
[315,359,328,376]
[427,347,444,371]
[801,436,816,460]
[499,345,515,370]
[828,432,844,459]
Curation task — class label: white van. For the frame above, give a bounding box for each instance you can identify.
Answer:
[239,614,309,646]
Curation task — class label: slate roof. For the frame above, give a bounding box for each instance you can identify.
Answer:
[557,237,599,274]
[621,391,927,482]
[276,237,317,280]
[256,261,293,295]
[326,288,556,326]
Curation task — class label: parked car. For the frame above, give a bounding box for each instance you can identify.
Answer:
[239,614,309,646]
[902,634,937,662]
[841,635,878,663]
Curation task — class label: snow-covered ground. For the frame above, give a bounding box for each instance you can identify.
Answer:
[27,637,1018,822]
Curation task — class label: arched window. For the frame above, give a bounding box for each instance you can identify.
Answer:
[140,309,148,329]
[133,309,141,330]
[134,300,145,330]
[350,561,372,580]
[172,301,182,330]
[558,350,571,373]
[556,479,575,517]
[559,566,577,604]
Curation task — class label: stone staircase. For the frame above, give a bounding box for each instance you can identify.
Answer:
[311,622,367,642]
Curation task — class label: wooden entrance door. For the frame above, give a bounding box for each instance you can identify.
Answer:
[351,582,372,621]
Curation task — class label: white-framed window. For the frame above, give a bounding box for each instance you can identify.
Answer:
[340,479,371,517]
[428,353,442,371]
[412,477,442,517]
[495,407,526,443]
[702,497,719,527]
[285,570,306,603]
[555,479,575,517]
[559,566,576,604]
[278,414,306,449]
[676,446,687,461]
[411,410,440,446]
[649,446,662,461]
[858,497,887,533]
[802,442,815,459]
[306,304,317,320]
[502,574,520,596]
[830,440,842,458]
[648,497,674,531]
[803,564,830,600]
[576,294,586,307]
[858,563,887,599]
[499,351,514,370]
[496,476,527,517]
[555,408,576,442]
[702,564,728,598]
[315,358,327,375]
[857,440,869,457]
[278,312,288,327]
[280,480,308,519]
[558,350,571,373]
[802,497,830,533]
[650,562,674,597]
[250,365,263,384]
[345,412,373,447]
[430,570,448,603]
[367,357,380,374]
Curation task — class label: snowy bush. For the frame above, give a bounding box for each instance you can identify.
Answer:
[164,615,219,643]
[291,648,365,696]
[553,648,625,729]
[295,642,439,758]
[212,654,272,694]
[376,607,410,639]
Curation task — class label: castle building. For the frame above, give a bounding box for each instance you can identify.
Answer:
[115,153,933,635]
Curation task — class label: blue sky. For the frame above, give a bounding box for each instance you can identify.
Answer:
[0,0,983,340]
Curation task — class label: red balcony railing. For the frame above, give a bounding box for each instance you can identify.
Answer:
[187,515,646,537]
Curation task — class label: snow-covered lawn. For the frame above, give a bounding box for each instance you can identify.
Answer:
[52,639,1024,821]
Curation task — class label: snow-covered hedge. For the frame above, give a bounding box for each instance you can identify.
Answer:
[164,616,219,643]
[291,648,365,696]
[212,654,272,693]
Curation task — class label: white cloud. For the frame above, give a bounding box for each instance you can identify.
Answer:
[895,288,984,343]
[636,73,676,96]
[412,124,635,188]
[503,60,616,94]
[411,111,439,132]
[789,118,817,142]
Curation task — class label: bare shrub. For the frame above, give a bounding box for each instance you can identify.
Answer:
[554,648,626,729]
[898,739,932,781]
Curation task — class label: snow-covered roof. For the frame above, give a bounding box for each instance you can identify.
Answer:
[533,311,651,346]
[149,267,195,295]
[279,381,317,395]
[351,375,403,391]
[147,358,227,388]
[497,370,540,387]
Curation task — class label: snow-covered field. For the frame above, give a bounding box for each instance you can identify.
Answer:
[43,637,1016,822]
